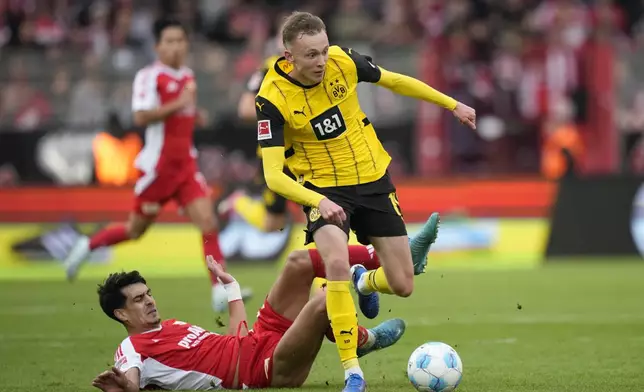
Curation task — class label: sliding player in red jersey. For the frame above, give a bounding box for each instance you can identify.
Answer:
[63,18,250,311]
[92,247,405,391]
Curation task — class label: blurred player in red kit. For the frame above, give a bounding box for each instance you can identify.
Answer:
[63,18,250,311]
[91,250,404,391]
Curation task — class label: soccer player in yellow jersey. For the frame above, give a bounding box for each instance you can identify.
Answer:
[233,53,328,291]
[255,12,476,392]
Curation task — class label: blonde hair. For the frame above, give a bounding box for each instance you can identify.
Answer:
[281,11,326,47]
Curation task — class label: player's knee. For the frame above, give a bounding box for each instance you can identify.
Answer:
[390,277,414,298]
[284,250,313,277]
[196,215,218,234]
[324,257,350,279]
[125,222,147,240]
[264,216,285,232]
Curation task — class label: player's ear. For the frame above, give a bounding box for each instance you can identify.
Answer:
[114,308,128,324]
[284,49,294,63]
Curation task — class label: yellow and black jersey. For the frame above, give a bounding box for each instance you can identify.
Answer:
[256,46,390,189]
[246,55,293,94]
[255,45,459,208]
[248,56,292,159]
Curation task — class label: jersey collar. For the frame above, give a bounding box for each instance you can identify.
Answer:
[153,61,189,78]
[274,57,321,89]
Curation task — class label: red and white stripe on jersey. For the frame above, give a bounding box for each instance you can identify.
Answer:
[131,63,199,195]
[113,319,239,390]
[115,335,144,372]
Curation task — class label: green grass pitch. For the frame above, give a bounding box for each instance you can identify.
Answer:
[1,261,643,392]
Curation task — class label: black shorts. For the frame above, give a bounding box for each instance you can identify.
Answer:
[256,159,288,215]
[302,172,407,246]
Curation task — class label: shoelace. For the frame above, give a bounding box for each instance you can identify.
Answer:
[345,373,364,388]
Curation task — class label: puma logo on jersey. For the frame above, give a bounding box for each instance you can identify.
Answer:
[339,328,354,336]
[293,106,306,117]
[256,102,265,111]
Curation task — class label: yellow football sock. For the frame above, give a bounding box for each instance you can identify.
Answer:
[233,195,268,231]
[311,277,327,296]
[313,277,327,289]
[362,267,394,294]
[326,281,360,371]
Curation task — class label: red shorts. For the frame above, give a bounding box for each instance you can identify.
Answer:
[133,163,209,216]
[237,299,293,389]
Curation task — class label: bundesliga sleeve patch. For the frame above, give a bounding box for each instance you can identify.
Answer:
[257,120,272,140]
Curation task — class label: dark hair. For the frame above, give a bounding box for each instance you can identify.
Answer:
[98,271,147,323]
[153,18,186,43]
[281,11,326,47]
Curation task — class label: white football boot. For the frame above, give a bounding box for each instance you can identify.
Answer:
[63,235,91,281]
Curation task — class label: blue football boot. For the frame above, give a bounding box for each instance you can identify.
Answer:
[357,318,406,358]
[350,264,379,319]
[343,373,367,392]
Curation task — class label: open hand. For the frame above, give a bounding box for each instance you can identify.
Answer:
[92,367,129,392]
[453,102,476,130]
[206,255,235,284]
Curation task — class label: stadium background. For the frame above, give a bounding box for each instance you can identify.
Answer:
[2,0,644,271]
[0,1,644,392]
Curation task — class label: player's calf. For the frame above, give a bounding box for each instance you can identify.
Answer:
[192,213,219,234]
[355,236,415,298]
[64,214,154,281]
[388,273,414,298]
[125,221,150,240]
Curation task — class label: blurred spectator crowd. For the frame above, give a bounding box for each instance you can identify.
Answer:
[0,0,428,131]
[2,0,644,184]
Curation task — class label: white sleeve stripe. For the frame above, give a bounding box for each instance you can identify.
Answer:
[115,337,144,373]
[132,67,159,112]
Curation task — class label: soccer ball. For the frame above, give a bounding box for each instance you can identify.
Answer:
[407,342,463,391]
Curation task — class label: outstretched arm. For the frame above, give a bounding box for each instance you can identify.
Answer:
[376,69,457,110]
[377,69,476,129]
[206,256,247,336]
[206,256,248,336]
[341,47,476,129]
